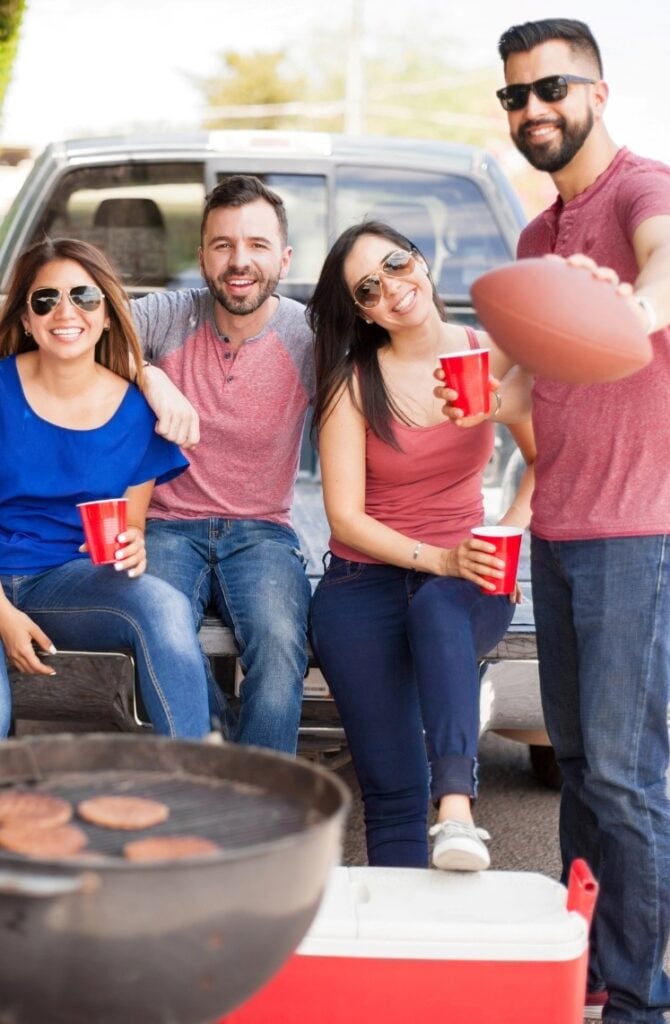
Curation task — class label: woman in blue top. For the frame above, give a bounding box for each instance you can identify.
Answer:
[0,237,211,739]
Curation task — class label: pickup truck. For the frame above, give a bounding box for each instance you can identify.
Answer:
[0,130,554,784]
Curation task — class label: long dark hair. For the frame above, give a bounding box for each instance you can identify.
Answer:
[307,220,445,447]
[0,237,145,388]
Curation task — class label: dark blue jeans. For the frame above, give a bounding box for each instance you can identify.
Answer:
[309,556,514,867]
[531,535,670,1024]
[0,559,211,739]
[145,518,311,754]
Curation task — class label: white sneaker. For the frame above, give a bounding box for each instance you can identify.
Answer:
[429,819,491,871]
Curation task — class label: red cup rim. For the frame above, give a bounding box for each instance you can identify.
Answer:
[471,526,524,537]
[76,498,128,508]
[438,349,490,360]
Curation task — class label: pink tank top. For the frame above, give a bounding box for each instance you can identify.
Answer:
[330,328,495,563]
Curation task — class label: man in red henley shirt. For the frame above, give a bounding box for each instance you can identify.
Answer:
[496,19,670,1024]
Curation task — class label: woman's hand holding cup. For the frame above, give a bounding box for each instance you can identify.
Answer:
[113,526,147,578]
[433,366,501,427]
[441,537,505,589]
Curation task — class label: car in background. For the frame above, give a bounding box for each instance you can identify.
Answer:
[0,129,526,481]
[0,131,556,783]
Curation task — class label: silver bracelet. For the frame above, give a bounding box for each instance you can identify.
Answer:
[412,541,423,562]
[492,391,502,418]
[635,294,657,335]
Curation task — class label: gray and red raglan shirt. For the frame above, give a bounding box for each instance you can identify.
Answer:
[132,290,314,526]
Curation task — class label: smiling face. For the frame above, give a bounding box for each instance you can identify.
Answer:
[21,258,108,363]
[504,39,605,173]
[198,198,292,316]
[343,233,432,331]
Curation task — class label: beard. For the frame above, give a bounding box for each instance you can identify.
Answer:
[512,108,594,173]
[203,265,280,316]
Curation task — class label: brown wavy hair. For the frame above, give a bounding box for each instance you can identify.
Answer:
[0,237,144,388]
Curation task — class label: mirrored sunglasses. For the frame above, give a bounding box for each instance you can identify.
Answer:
[496,74,595,112]
[353,249,417,309]
[28,285,105,316]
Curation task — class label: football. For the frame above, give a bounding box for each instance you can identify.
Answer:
[470,258,653,384]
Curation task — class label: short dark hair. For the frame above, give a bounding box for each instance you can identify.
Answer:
[0,237,145,387]
[200,174,288,246]
[498,18,603,78]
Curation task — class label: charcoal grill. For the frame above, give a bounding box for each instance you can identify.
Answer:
[0,733,349,1024]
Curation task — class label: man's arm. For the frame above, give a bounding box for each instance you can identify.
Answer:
[630,215,670,333]
[130,293,200,449]
[140,365,200,449]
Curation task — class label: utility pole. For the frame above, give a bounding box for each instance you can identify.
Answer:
[344,0,364,135]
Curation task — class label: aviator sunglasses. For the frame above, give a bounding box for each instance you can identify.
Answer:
[353,249,418,309]
[28,285,105,317]
[496,74,595,112]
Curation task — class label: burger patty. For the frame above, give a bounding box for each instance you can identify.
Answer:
[0,790,72,829]
[0,823,88,858]
[77,795,170,830]
[123,835,221,861]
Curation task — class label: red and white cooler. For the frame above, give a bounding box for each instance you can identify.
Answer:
[226,860,597,1024]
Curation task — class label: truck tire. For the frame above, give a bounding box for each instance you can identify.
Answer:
[529,744,562,790]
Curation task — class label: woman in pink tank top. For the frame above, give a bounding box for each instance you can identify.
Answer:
[308,221,536,871]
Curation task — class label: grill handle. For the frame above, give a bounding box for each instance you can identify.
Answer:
[0,869,99,898]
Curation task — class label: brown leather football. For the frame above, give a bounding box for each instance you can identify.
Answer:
[470,258,653,384]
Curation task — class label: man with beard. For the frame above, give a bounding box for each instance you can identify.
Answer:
[132,175,313,754]
[496,18,670,1024]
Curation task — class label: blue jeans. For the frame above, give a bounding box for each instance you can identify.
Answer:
[531,535,670,1024]
[145,518,311,754]
[0,559,211,739]
[309,556,514,867]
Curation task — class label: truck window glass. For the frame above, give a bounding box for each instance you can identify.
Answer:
[335,166,510,303]
[29,162,206,294]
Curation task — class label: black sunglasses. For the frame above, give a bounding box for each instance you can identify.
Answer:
[496,74,595,112]
[353,249,417,309]
[28,285,105,317]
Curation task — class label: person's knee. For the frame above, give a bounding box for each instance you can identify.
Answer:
[240,671,303,716]
[408,578,470,639]
[124,575,197,644]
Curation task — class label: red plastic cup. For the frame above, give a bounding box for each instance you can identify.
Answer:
[77,498,128,565]
[439,349,490,416]
[470,525,523,595]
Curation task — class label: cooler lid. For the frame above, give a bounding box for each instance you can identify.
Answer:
[300,867,588,962]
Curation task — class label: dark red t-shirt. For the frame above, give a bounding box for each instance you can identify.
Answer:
[519,147,670,540]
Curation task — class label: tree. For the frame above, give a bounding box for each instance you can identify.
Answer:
[197,51,308,131]
[0,0,25,120]
[194,36,507,149]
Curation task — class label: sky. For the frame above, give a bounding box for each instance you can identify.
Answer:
[2,0,669,165]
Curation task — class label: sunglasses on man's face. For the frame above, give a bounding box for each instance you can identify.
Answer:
[28,285,105,317]
[496,74,595,112]
[353,249,417,309]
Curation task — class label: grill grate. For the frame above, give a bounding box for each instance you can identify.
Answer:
[0,770,321,860]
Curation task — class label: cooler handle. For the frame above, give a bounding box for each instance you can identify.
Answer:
[567,858,598,926]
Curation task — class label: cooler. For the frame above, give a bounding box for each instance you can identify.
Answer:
[224,860,597,1024]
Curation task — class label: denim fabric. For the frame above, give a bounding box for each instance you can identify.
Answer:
[309,556,514,867]
[145,518,310,754]
[0,559,211,739]
[531,535,670,1024]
